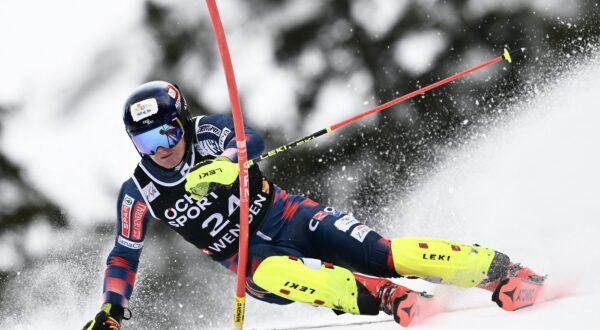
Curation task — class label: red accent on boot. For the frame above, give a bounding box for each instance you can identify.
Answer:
[513,265,542,281]
[478,279,501,292]
[353,274,411,315]
[478,263,544,292]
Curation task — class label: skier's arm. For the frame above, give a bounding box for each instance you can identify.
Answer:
[103,180,151,308]
[83,180,151,329]
[196,114,265,162]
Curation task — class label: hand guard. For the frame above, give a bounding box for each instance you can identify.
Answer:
[82,303,125,330]
[185,156,239,200]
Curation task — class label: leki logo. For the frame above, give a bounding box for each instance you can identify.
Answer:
[422,253,452,261]
[283,281,316,294]
[197,167,223,179]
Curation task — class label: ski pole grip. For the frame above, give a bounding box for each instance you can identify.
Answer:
[503,47,526,63]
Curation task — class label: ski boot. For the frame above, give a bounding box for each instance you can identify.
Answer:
[354,274,432,327]
[479,263,546,311]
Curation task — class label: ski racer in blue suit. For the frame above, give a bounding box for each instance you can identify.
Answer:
[82,81,544,330]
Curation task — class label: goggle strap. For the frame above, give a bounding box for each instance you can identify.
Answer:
[174,117,186,137]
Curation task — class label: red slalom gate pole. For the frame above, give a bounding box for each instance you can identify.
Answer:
[205,1,250,328]
[247,48,524,166]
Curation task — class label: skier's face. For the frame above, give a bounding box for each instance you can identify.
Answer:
[150,137,186,169]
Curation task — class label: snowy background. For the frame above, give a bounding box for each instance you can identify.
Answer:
[0,0,599,329]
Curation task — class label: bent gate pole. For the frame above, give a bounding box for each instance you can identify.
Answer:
[205,1,250,328]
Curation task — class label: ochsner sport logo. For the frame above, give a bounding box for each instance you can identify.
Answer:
[164,191,219,227]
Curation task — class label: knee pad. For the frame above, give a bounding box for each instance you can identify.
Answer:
[390,237,499,287]
[252,256,362,315]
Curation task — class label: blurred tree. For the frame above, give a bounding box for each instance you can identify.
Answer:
[0,107,67,233]
[0,105,67,290]
[0,155,67,232]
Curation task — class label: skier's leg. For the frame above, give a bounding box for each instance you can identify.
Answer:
[245,192,425,325]
[303,208,512,288]
[389,238,546,311]
[296,207,398,277]
[219,243,303,305]
[252,255,418,319]
[282,198,543,313]
[389,237,510,288]
[267,188,537,292]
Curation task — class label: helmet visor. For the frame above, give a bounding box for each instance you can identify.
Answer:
[131,121,184,155]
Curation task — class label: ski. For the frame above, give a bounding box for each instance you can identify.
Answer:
[394,291,436,327]
[492,276,545,311]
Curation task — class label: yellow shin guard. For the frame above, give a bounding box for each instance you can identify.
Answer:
[390,237,498,287]
[253,256,362,314]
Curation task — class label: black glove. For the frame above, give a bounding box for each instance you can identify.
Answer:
[82,303,126,330]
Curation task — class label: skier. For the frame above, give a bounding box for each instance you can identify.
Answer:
[83,81,544,330]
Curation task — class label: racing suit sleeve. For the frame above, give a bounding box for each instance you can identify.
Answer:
[102,179,152,307]
[195,114,265,162]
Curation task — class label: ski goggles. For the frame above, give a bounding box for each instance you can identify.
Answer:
[131,120,184,155]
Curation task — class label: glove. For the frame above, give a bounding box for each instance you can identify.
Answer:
[82,303,125,330]
[185,156,239,200]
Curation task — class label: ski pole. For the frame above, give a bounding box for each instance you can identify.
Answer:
[247,48,524,167]
[205,0,250,329]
